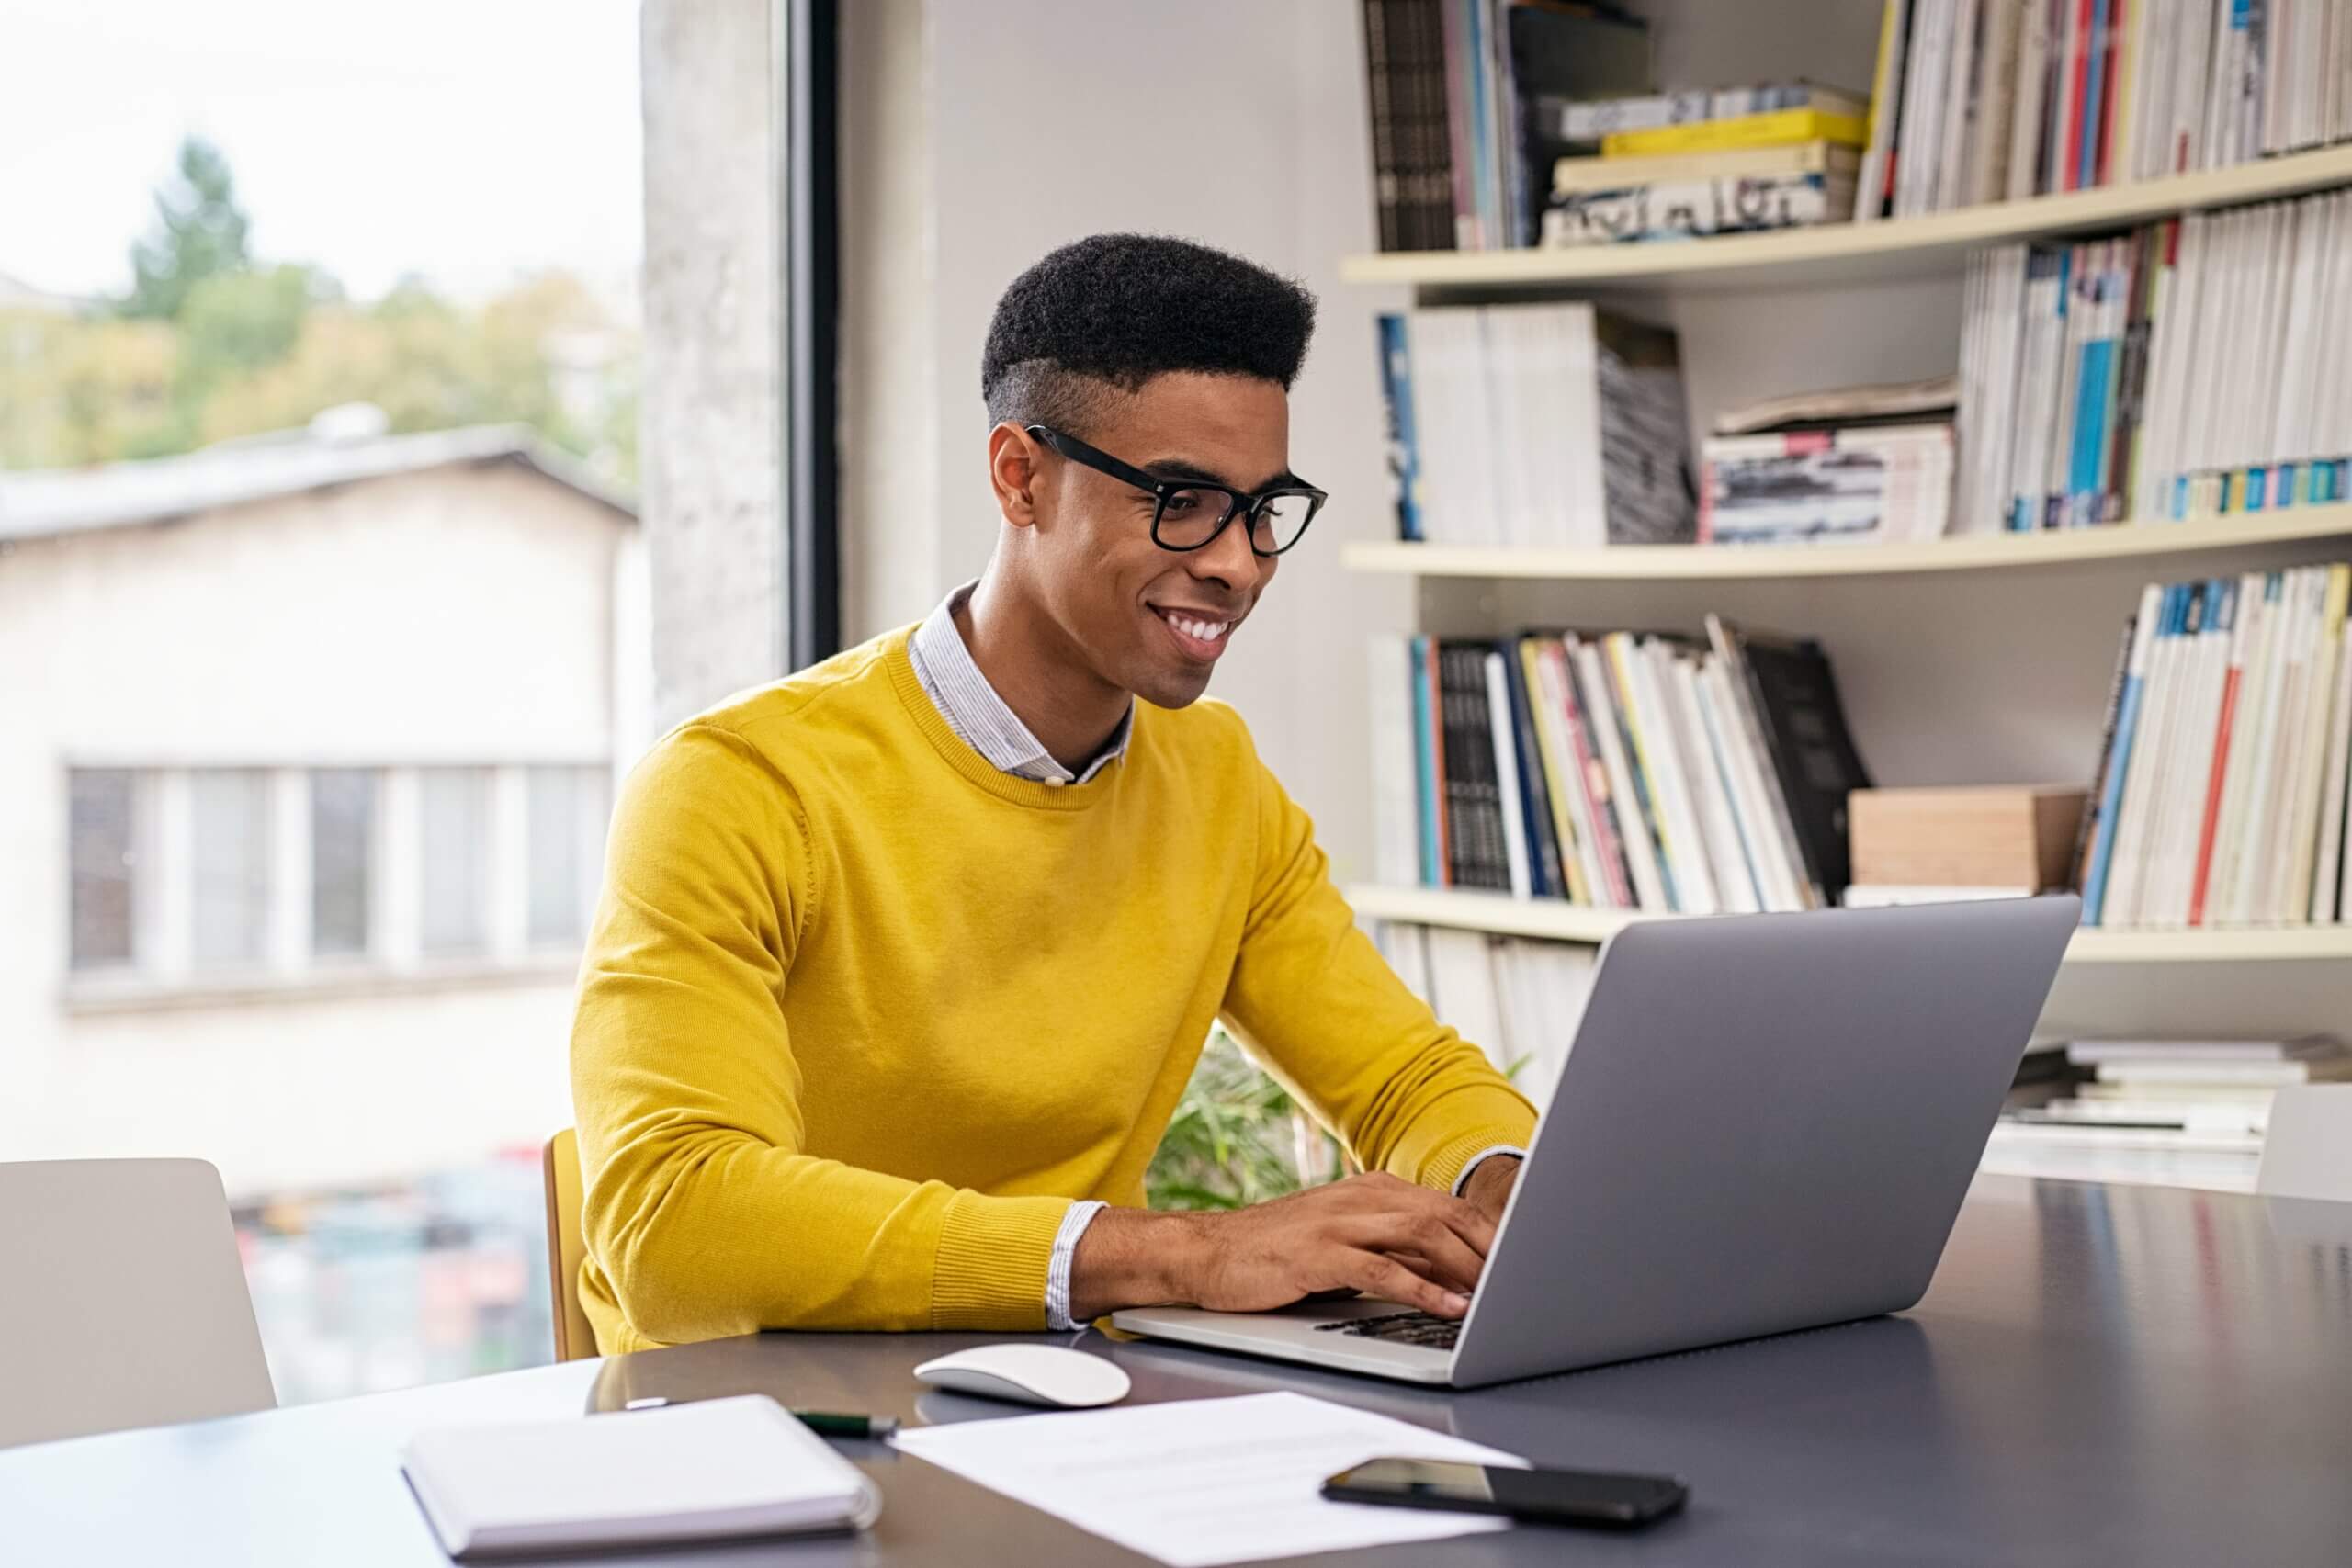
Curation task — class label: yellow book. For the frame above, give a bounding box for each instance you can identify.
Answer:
[1862,0,1901,150]
[1601,107,1868,159]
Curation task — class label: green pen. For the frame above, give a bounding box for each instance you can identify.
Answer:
[622,1395,899,1438]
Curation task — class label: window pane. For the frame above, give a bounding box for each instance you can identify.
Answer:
[311,769,378,957]
[527,766,593,945]
[69,769,139,969]
[418,767,492,955]
[190,769,272,968]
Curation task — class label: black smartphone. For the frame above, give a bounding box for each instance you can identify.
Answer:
[1322,1457,1688,1529]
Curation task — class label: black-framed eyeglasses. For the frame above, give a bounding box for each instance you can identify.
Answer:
[1025,424,1327,557]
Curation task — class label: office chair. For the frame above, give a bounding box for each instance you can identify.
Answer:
[542,1129,599,1361]
[2256,1086,2352,1202]
[0,1158,277,1449]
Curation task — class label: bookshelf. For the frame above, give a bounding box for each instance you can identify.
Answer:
[1346,885,2352,965]
[1341,144,2352,296]
[1345,505,2352,581]
[1344,0,2352,1062]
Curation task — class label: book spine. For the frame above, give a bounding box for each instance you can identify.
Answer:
[2188,574,2255,922]
[1575,637,1674,910]
[1520,639,1593,905]
[1545,172,1852,246]
[1363,0,1402,252]
[2083,583,2164,921]
[1374,314,1424,542]
[1409,634,1444,886]
[2310,588,2352,922]
[1423,635,1453,886]
[1483,649,1533,897]
[1706,614,1830,905]
[2071,608,2141,894]
[1855,0,1909,223]
[1554,639,1638,908]
[1500,641,1566,899]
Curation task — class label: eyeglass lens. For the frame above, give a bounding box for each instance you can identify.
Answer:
[1155,488,1316,554]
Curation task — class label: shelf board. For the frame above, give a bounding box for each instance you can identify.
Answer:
[1340,145,2352,294]
[1345,885,2352,964]
[1341,505,2352,581]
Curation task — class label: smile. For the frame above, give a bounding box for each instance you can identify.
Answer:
[1151,604,1236,656]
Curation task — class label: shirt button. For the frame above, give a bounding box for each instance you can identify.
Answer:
[1045,777,1066,788]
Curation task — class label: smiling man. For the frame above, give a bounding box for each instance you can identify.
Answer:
[569,234,1535,1352]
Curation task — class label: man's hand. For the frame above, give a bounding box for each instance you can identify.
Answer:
[1069,1172,1498,1324]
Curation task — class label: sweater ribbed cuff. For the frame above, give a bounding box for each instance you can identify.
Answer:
[931,1191,1075,1331]
[1416,1118,1539,1199]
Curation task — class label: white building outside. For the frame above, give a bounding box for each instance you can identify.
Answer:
[0,413,648,1202]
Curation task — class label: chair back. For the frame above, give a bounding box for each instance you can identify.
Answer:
[0,1158,276,1449]
[543,1129,598,1360]
[2257,1085,2352,1202]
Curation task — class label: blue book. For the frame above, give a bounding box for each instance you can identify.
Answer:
[1374,314,1424,542]
[2078,0,2111,192]
[1409,636,1442,886]
[2082,584,2170,924]
[2067,254,2118,528]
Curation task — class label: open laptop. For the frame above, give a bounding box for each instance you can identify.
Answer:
[1113,895,2079,1388]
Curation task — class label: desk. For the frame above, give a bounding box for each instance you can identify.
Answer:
[6,1174,2350,1566]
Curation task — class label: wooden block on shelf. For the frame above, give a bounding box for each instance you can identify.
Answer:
[1849,784,2086,893]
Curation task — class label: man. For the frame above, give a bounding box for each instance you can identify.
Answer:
[571,234,1532,1352]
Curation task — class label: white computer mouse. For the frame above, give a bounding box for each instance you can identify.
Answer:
[910,1344,1132,1408]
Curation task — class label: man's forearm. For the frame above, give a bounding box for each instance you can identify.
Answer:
[1067,1207,1209,1323]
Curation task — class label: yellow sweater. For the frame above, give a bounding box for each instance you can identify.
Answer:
[569,626,1536,1352]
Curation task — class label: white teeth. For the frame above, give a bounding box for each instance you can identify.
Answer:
[1169,615,1229,643]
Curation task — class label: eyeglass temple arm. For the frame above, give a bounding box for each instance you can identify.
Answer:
[1024,424,1170,497]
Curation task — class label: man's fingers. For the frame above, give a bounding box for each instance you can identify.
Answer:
[1351,1251,1472,1318]
[1381,1249,1480,1295]
[1345,1211,1487,1293]
[1374,1181,1500,1258]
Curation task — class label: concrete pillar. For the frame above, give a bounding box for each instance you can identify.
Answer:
[639,0,784,726]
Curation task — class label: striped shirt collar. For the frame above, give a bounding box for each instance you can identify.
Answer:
[907,581,1133,785]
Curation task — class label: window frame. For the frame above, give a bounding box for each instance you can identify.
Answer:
[58,760,613,1011]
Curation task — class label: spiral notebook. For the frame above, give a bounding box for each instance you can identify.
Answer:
[401,1394,880,1558]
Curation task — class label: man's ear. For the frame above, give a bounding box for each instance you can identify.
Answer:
[987,422,1045,529]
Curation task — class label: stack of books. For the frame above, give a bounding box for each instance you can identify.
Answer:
[1367,922,1597,1107]
[1983,1036,2335,1190]
[1358,0,1651,251]
[1958,188,2352,533]
[1367,616,1871,914]
[2004,1035,2345,1133]
[2076,566,2352,930]
[1375,302,1694,547]
[1854,0,2352,224]
[1543,84,1868,247]
[1700,429,1953,545]
[1698,377,1958,546]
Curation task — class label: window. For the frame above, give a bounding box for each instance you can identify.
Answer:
[527,765,608,946]
[311,769,379,958]
[189,768,272,969]
[418,767,493,957]
[68,769,140,970]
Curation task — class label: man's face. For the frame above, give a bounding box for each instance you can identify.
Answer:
[1020,370,1292,710]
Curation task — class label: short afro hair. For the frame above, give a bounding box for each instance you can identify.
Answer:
[980,233,1317,433]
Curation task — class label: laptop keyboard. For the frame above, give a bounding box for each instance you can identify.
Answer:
[1313,1310,1462,1350]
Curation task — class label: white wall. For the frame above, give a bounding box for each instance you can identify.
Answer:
[841,0,1408,877]
[0,466,631,1197]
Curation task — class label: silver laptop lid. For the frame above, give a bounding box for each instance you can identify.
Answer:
[1449,896,2078,1387]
